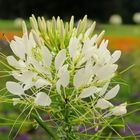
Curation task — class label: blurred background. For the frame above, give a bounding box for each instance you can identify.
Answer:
[0,0,140,139]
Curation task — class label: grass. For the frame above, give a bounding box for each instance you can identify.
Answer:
[0,20,29,31]
[100,24,140,37]
[0,20,21,31]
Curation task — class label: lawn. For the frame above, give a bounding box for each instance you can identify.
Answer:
[101,24,140,37]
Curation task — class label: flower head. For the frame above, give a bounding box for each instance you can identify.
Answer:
[3,15,127,139]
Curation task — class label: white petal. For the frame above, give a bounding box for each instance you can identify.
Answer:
[60,71,69,87]
[84,22,96,39]
[56,80,61,94]
[18,60,26,68]
[25,32,35,55]
[82,35,97,54]
[83,47,95,60]
[55,49,66,70]
[96,64,118,81]
[6,81,25,95]
[99,82,109,96]
[73,68,85,88]
[111,50,121,63]
[111,102,127,116]
[100,40,108,49]
[29,32,36,47]
[84,60,94,83]
[41,46,52,67]
[79,86,98,99]
[104,85,120,100]
[7,56,20,68]
[68,37,79,59]
[12,71,34,84]
[31,58,46,73]
[95,99,113,109]
[35,78,51,89]
[57,65,70,88]
[10,40,26,59]
[34,92,51,106]
[58,64,68,77]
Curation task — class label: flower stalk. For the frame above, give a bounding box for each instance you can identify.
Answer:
[32,113,58,140]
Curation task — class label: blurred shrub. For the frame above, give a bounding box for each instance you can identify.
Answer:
[133,12,140,24]
[109,14,122,25]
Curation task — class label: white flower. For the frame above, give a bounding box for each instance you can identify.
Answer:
[3,16,128,137]
[34,92,52,106]
[5,16,124,116]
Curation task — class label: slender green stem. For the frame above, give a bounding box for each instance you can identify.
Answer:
[32,113,58,140]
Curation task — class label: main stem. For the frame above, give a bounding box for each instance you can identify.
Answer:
[32,113,58,140]
[63,98,74,140]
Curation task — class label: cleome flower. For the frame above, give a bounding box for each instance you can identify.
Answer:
[6,17,126,112]
[5,16,126,120]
